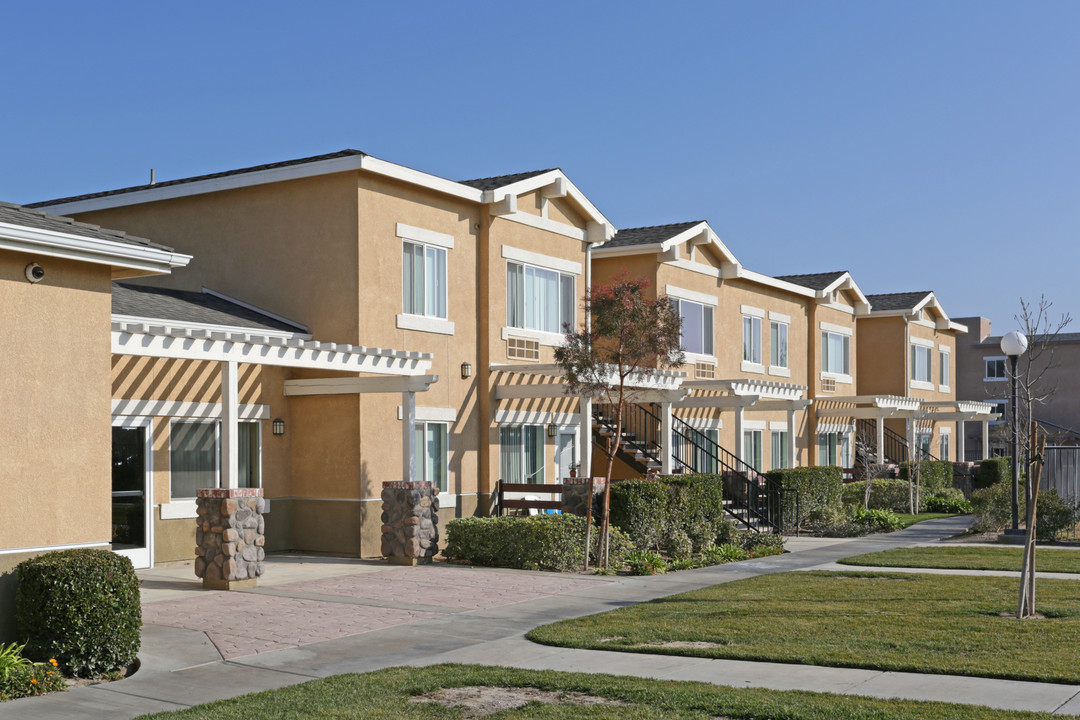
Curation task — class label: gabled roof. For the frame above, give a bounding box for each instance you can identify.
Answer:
[865,291,934,312]
[458,169,557,191]
[600,221,707,249]
[773,271,848,291]
[112,283,306,334]
[0,201,170,251]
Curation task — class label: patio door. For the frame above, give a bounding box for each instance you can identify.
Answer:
[111,419,152,568]
[556,431,576,481]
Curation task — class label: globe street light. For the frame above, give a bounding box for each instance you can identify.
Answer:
[1000,331,1028,533]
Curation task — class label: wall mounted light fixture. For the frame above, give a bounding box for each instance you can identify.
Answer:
[272,418,285,436]
[461,361,473,379]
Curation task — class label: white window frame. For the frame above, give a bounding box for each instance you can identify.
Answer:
[988,399,1008,425]
[817,431,852,467]
[742,428,764,472]
[820,324,852,382]
[413,421,449,493]
[742,307,764,373]
[399,223,454,335]
[984,356,1008,382]
[940,428,951,462]
[770,429,790,470]
[769,314,789,377]
[939,346,951,392]
[167,419,262,503]
[910,343,934,390]
[668,286,718,362]
[505,260,576,342]
[499,424,547,483]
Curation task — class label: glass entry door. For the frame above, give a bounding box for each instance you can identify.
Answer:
[112,421,151,568]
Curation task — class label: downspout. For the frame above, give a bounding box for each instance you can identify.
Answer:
[477,210,492,511]
[808,299,818,465]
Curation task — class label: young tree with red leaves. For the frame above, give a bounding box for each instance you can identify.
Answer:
[555,274,683,568]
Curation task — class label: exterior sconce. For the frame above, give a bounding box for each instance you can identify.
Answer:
[547,423,558,438]
[461,361,473,379]
[272,418,285,436]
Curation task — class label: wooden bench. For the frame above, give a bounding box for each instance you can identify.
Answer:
[497,481,565,515]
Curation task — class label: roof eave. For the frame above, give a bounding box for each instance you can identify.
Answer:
[0,221,191,277]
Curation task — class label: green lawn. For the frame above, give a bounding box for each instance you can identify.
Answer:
[132,664,1062,719]
[527,571,1080,684]
[840,545,1080,573]
[892,513,957,529]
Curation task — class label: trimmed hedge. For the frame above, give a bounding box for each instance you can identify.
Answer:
[899,460,954,496]
[609,475,734,552]
[16,549,141,677]
[443,514,631,572]
[766,466,843,529]
[978,457,1011,489]
[607,479,670,551]
[842,478,913,513]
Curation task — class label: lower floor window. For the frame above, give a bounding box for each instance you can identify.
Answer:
[500,425,545,482]
[170,420,261,499]
[675,427,718,474]
[916,433,933,460]
[940,432,951,462]
[771,430,789,470]
[413,422,449,492]
[743,429,763,472]
[818,431,851,467]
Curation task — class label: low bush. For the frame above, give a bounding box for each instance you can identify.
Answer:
[1037,489,1080,541]
[970,481,1016,533]
[607,479,669,551]
[842,478,913,513]
[16,549,141,677]
[708,543,749,563]
[609,475,733,552]
[900,460,954,496]
[664,528,693,561]
[851,507,904,533]
[924,488,972,514]
[443,515,632,572]
[626,550,668,575]
[977,457,1011,490]
[805,506,903,537]
[0,647,65,701]
[766,466,844,530]
[736,531,786,556]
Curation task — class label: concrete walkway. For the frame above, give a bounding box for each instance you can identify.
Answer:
[5,516,1080,718]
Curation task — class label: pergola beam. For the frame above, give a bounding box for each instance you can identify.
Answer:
[284,375,439,396]
[675,394,761,409]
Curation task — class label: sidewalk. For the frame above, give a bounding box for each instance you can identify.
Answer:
[5,516,1079,718]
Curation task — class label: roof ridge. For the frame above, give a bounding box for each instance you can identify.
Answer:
[866,290,934,297]
[617,220,706,232]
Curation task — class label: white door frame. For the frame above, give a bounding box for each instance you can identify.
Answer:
[111,416,153,569]
[556,430,577,481]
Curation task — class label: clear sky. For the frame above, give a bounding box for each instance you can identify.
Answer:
[3,1,1077,335]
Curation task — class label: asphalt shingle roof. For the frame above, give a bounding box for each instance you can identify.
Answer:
[457,169,556,191]
[600,221,706,249]
[773,271,848,291]
[866,291,934,312]
[112,283,304,333]
[29,150,368,208]
[0,201,171,251]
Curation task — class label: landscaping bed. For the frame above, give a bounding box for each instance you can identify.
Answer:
[527,571,1080,684]
[130,663,1063,719]
[839,545,1080,573]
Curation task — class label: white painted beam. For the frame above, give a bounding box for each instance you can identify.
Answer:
[284,375,439,396]
[221,361,239,490]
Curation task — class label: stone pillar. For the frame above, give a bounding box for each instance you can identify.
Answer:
[195,488,265,590]
[560,477,607,517]
[381,481,439,565]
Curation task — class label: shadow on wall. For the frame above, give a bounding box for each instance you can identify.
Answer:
[0,566,19,643]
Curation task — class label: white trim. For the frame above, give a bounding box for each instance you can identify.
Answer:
[821,371,853,384]
[0,221,191,275]
[940,427,952,436]
[502,326,564,347]
[910,379,935,391]
[396,314,455,335]
[768,311,791,324]
[734,268,816,298]
[939,385,951,393]
[911,318,937,329]
[939,344,952,352]
[769,421,790,431]
[110,415,154,568]
[160,500,198,520]
[740,304,766,318]
[741,360,765,374]
[819,321,853,336]
[817,422,856,434]
[486,170,613,241]
[201,288,308,331]
[685,351,718,365]
[768,366,792,378]
[666,258,721,279]
[820,302,855,315]
[497,211,586,241]
[397,406,458,423]
[910,336,935,349]
[0,540,111,556]
[665,284,718,307]
[494,410,581,426]
[362,156,483,202]
[674,416,724,430]
[112,399,270,420]
[743,419,767,430]
[111,313,308,341]
[396,222,454,249]
[502,245,582,275]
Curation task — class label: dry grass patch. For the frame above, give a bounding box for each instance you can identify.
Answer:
[411,685,629,717]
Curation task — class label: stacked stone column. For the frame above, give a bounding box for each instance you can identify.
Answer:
[381,481,439,565]
[561,477,607,517]
[195,488,266,590]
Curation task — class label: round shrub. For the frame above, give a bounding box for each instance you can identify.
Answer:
[16,549,141,677]
[970,481,1016,533]
[664,528,692,560]
[626,550,667,575]
[608,479,670,551]
[843,478,913,513]
[923,489,972,514]
[1037,489,1080,541]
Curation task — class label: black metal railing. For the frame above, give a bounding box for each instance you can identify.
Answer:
[855,419,940,464]
[593,403,662,471]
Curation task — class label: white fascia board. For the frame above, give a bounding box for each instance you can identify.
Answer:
[591,243,662,257]
[487,170,613,240]
[497,211,586,241]
[660,223,741,267]
[111,313,310,341]
[948,321,969,333]
[0,222,191,274]
[734,268,815,298]
[360,156,482,202]
[284,375,438,395]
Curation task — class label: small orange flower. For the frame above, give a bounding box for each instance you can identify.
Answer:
[30,679,37,685]
[49,658,58,667]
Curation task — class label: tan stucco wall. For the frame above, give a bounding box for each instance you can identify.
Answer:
[856,316,907,397]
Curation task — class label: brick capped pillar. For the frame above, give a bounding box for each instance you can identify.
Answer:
[195,488,266,590]
[561,477,607,517]
[381,481,439,565]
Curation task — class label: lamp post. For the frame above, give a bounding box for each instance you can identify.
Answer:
[1000,330,1028,533]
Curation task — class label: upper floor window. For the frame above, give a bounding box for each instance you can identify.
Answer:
[743,316,762,364]
[940,350,951,388]
[507,262,574,335]
[403,241,447,319]
[985,357,1007,381]
[676,299,714,356]
[770,321,788,369]
[821,331,850,375]
[911,344,933,383]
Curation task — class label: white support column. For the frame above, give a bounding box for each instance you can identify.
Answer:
[579,396,593,477]
[877,415,886,464]
[402,391,416,483]
[981,419,990,460]
[906,417,914,463]
[957,421,966,463]
[734,407,745,460]
[221,360,239,490]
[660,402,673,475]
[787,408,797,468]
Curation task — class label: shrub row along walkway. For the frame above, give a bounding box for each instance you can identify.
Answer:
[5,517,1080,719]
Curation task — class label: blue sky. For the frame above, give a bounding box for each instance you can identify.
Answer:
[3,1,1077,335]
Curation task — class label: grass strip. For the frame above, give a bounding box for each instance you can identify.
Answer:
[892,513,958,529]
[528,571,1080,684]
[132,663,1063,719]
[839,545,1080,573]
